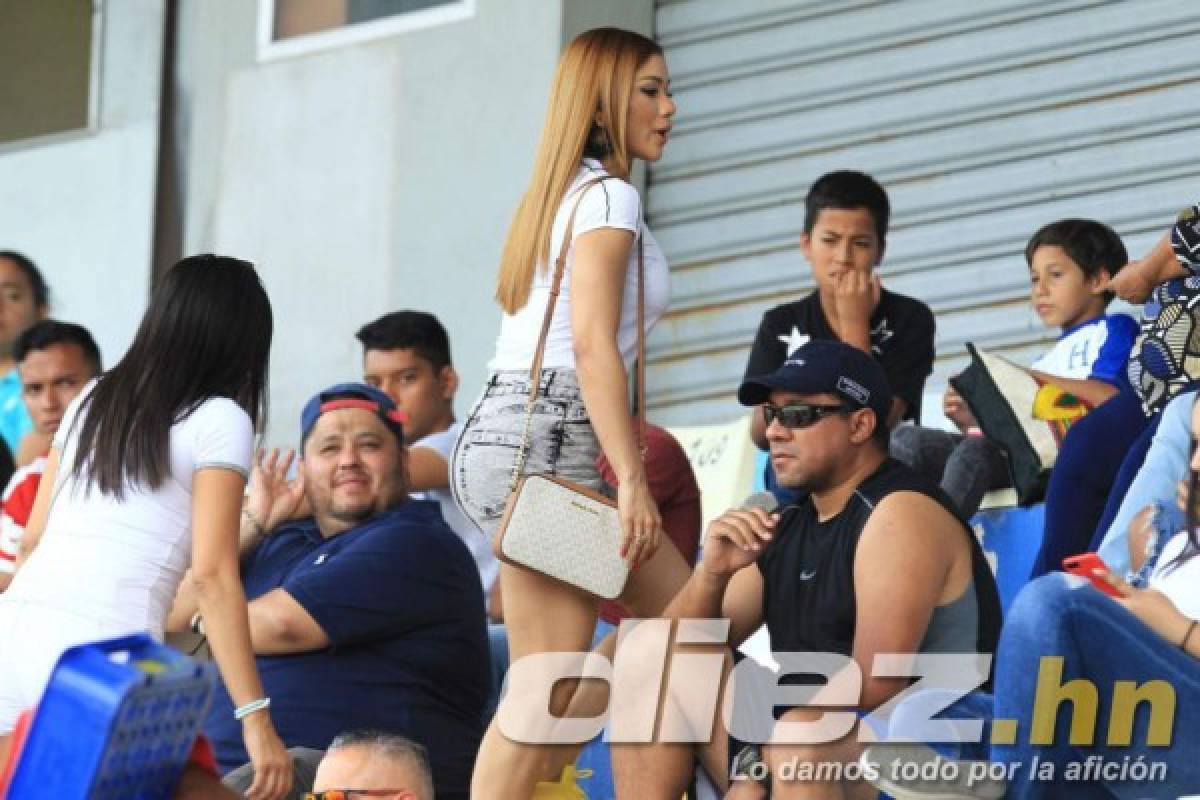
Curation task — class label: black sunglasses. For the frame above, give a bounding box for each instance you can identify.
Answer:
[762,402,849,429]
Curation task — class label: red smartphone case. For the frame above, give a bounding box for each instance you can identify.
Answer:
[1063,553,1122,598]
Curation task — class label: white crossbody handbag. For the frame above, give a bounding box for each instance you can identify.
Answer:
[492,176,646,601]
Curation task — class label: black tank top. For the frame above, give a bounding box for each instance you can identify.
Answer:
[757,458,1001,685]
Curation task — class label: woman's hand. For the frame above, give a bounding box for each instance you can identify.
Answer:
[246,448,308,532]
[1097,262,1158,305]
[617,476,663,569]
[241,712,292,800]
[1092,568,1194,646]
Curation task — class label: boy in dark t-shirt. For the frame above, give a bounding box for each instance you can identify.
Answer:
[744,170,935,453]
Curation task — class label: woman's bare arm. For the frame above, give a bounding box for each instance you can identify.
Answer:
[190,468,291,800]
[15,448,61,567]
[570,227,663,566]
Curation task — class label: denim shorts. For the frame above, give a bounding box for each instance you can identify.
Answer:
[451,369,605,540]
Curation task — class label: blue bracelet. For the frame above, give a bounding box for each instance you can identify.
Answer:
[234,697,271,720]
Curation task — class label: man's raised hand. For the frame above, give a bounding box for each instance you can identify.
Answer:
[246,447,308,534]
[699,507,777,580]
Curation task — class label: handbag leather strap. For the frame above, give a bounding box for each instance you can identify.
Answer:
[510,175,647,486]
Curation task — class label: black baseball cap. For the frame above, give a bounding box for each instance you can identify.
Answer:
[738,339,892,423]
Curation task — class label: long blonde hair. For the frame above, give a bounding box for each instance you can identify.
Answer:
[495,27,663,314]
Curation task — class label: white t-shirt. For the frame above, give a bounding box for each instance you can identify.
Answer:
[1030,314,1137,385]
[1149,532,1200,621]
[410,422,498,595]
[3,382,254,637]
[489,159,670,371]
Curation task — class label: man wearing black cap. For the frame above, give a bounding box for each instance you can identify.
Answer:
[170,383,488,800]
[613,340,1000,799]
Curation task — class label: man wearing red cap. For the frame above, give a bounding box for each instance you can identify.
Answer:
[168,383,487,800]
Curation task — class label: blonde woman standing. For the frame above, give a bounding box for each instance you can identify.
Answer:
[451,27,690,799]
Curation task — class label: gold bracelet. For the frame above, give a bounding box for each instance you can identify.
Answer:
[1181,620,1198,651]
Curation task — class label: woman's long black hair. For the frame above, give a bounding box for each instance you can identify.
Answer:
[70,255,272,498]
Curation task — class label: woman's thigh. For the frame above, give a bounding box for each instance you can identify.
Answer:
[620,535,691,619]
[0,610,23,733]
[499,561,598,662]
[0,601,128,734]
[0,604,56,733]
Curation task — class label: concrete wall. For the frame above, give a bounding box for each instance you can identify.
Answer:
[175,0,654,443]
[0,1,165,368]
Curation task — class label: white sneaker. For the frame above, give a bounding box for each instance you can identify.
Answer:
[861,743,1006,800]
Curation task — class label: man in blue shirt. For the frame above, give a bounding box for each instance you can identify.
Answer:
[171,383,488,800]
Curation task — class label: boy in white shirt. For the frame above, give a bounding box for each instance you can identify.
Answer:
[892,218,1137,518]
[357,311,499,604]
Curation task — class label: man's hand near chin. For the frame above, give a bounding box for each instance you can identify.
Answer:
[700,506,777,581]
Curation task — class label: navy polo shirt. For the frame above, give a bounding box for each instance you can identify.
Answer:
[203,501,489,799]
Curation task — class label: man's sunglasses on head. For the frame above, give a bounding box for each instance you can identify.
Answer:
[761,402,850,429]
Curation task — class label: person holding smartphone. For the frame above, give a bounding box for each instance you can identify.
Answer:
[869,396,1200,800]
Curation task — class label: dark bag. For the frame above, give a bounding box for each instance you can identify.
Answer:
[951,343,1090,505]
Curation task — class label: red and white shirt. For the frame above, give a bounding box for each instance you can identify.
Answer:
[0,456,47,574]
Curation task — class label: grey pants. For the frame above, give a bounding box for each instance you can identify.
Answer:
[890,425,1010,518]
[451,369,605,540]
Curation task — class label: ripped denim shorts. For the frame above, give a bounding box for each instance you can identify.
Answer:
[450,369,605,540]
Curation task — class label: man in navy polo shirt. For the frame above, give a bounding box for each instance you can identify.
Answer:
[171,383,488,800]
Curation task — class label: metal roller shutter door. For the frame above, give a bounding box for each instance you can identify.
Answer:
[647,0,1200,425]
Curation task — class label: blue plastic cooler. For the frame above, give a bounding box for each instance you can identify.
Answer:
[6,634,214,800]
